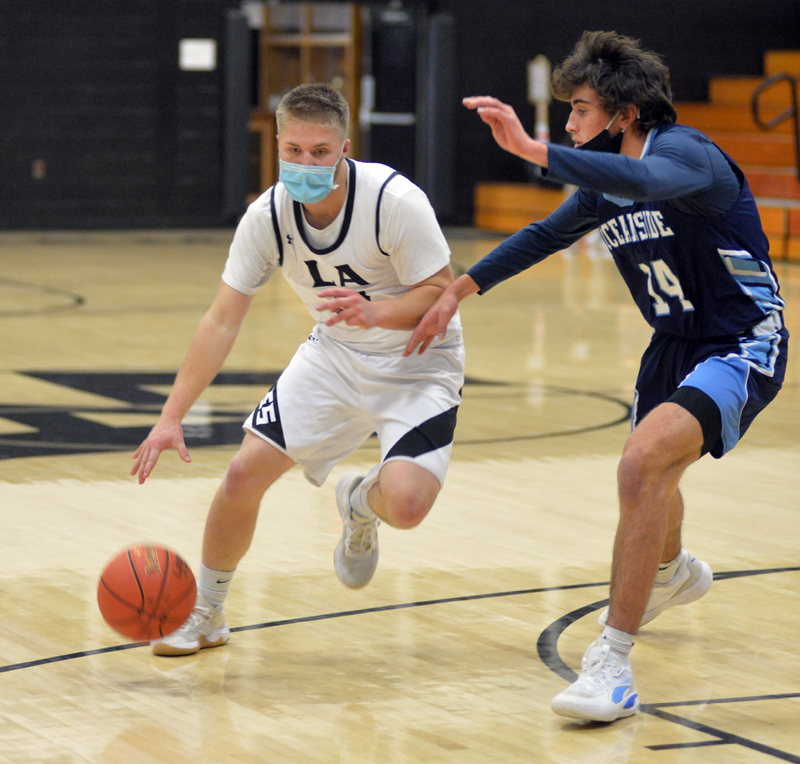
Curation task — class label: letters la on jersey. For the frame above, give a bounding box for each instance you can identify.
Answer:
[275,165,411,319]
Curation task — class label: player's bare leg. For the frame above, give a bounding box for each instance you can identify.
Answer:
[600,478,712,631]
[367,460,440,529]
[661,489,684,563]
[203,434,295,570]
[335,461,440,588]
[608,403,704,633]
[153,434,294,656]
[552,403,708,721]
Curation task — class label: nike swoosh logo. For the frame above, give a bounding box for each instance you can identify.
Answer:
[216,579,232,584]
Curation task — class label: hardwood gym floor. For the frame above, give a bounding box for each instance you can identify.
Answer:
[1,228,799,763]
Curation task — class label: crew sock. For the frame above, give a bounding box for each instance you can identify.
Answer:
[350,481,377,522]
[197,562,235,608]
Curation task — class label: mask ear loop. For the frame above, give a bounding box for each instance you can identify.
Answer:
[616,108,641,135]
[330,145,347,191]
[626,108,643,134]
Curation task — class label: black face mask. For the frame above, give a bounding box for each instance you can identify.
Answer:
[576,112,623,154]
[576,128,623,154]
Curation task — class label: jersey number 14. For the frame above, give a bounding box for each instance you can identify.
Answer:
[639,260,694,315]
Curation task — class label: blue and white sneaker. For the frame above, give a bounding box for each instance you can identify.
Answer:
[551,639,639,722]
[598,550,713,628]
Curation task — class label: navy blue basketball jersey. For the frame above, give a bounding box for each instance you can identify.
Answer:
[468,123,785,340]
[595,125,784,338]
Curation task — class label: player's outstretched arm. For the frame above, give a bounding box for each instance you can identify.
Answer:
[131,282,252,484]
[404,273,480,356]
[463,96,548,168]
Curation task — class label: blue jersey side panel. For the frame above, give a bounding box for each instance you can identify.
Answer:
[596,131,783,336]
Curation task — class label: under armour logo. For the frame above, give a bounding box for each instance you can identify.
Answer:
[286,234,293,245]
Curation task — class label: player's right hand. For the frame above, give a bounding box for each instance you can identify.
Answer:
[130,419,191,484]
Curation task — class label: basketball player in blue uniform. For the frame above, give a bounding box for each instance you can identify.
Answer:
[406,31,788,722]
[131,84,464,655]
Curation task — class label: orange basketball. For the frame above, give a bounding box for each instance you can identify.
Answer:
[97,544,197,641]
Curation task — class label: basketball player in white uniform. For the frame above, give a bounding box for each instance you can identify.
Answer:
[131,84,464,656]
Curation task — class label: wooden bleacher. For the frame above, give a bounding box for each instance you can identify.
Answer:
[474,50,800,261]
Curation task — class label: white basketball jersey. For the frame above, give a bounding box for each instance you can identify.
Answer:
[223,159,462,354]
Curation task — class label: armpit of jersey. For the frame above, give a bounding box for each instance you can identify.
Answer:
[223,195,282,294]
[603,194,635,208]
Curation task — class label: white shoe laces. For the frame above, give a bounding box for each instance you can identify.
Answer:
[173,603,218,638]
[344,515,379,558]
[578,646,627,692]
[177,612,205,637]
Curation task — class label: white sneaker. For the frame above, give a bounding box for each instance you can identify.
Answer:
[334,472,380,589]
[599,550,713,628]
[551,639,639,722]
[151,594,230,656]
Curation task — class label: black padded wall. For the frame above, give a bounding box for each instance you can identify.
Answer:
[0,0,236,229]
[437,0,800,223]
[2,0,798,228]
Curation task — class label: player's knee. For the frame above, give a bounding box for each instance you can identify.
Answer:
[223,453,266,500]
[382,484,436,529]
[617,445,658,501]
[388,500,430,529]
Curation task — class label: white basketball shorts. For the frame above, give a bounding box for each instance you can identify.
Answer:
[243,328,465,489]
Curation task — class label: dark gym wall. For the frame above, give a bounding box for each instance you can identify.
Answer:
[0,0,236,229]
[1,0,799,228]
[437,0,800,223]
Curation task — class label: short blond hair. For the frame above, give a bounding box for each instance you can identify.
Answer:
[276,83,350,137]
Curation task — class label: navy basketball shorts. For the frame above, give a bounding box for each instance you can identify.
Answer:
[632,314,788,458]
[243,330,465,489]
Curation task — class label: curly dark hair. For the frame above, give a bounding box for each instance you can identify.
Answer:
[551,31,677,130]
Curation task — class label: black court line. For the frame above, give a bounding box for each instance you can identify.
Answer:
[654,690,800,707]
[3,566,798,760]
[537,565,800,763]
[0,580,611,674]
[647,740,729,750]
[643,708,800,763]
[0,278,85,317]
[3,565,797,677]
[0,642,148,673]
[447,385,632,446]
[641,689,800,760]
[0,374,632,459]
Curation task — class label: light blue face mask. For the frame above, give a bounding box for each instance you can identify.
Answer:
[279,150,343,204]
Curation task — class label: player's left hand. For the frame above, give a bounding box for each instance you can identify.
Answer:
[316,287,381,328]
[463,96,533,158]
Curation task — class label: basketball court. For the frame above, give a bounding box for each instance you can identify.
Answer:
[1,228,799,763]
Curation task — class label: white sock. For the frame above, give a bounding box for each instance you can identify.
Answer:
[655,552,682,584]
[600,625,634,658]
[349,480,377,522]
[197,562,235,608]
